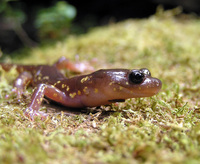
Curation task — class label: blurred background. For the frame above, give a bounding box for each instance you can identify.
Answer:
[0,0,199,53]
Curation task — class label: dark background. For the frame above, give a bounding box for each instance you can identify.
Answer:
[0,0,200,53]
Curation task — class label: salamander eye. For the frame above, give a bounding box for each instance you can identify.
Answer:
[129,70,144,84]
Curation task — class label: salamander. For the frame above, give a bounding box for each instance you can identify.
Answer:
[0,57,162,119]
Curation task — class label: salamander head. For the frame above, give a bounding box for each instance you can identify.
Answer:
[126,68,162,97]
[77,68,162,107]
[97,68,162,101]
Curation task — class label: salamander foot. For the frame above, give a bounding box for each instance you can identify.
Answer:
[24,107,48,120]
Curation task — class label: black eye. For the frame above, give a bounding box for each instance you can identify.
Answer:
[129,70,144,84]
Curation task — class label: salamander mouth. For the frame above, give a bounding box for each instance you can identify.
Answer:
[108,99,125,103]
[115,77,162,97]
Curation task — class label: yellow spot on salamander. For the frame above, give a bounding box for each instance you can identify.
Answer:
[81,76,89,83]
[51,85,55,88]
[139,87,141,90]
[83,86,89,95]
[119,86,123,90]
[62,84,65,88]
[66,86,69,91]
[37,99,41,104]
[126,82,129,85]
[53,93,58,97]
[109,82,114,86]
[69,92,76,98]
[113,88,116,91]
[43,76,49,80]
[78,90,81,95]
[54,81,61,86]
[94,88,98,93]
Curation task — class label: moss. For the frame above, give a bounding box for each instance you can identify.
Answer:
[1,9,200,163]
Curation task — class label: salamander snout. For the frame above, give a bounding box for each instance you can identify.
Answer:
[129,68,151,84]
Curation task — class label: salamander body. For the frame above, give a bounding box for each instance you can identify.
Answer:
[0,57,162,118]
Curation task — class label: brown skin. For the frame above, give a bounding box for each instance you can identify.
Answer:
[0,58,162,119]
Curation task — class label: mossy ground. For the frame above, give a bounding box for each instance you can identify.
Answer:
[1,9,200,163]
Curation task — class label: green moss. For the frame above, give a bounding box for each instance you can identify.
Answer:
[1,9,200,163]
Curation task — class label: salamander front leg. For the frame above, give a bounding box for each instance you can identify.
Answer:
[6,71,32,99]
[24,83,68,120]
